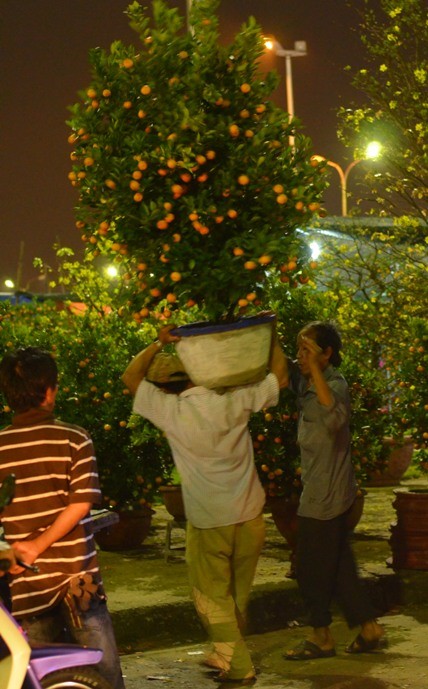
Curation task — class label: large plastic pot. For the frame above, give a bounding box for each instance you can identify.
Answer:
[171,313,275,389]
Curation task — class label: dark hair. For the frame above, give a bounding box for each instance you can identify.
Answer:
[152,380,190,395]
[301,321,343,367]
[0,347,58,412]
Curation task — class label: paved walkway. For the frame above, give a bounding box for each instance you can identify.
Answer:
[97,478,428,687]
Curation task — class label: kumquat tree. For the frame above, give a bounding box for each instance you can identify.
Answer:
[66,0,327,322]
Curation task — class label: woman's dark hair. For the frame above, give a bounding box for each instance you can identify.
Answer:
[302,321,343,367]
[0,347,58,412]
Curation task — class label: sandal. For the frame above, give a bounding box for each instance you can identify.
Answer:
[284,639,336,661]
[345,633,387,654]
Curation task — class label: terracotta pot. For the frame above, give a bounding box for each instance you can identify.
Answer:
[159,485,186,520]
[366,437,414,487]
[389,489,428,570]
[95,507,154,551]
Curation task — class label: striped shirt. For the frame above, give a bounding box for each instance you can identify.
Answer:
[0,408,102,618]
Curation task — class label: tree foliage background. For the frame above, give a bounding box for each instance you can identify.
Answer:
[338,0,427,223]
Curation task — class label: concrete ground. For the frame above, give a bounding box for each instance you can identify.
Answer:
[98,478,428,688]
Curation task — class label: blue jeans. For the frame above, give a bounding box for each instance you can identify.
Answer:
[20,597,125,689]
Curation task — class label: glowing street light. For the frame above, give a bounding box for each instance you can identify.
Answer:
[264,36,307,147]
[312,142,382,216]
[105,265,119,279]
[4,279,15,290]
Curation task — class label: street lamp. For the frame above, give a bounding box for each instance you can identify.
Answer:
[312,142,382,216]
[264,36,307,147]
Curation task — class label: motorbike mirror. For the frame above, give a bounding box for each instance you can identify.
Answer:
[0,474,16,513]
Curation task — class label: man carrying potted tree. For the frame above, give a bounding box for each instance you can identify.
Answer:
[122,321,288,684]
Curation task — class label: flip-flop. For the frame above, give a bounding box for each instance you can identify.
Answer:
[284,639,336,660]
[345,633,388,654]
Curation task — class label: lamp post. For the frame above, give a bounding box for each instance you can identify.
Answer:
[312,142,382,216]
[264,37,307,147]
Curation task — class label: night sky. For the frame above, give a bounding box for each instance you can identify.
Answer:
[0,0,365,291]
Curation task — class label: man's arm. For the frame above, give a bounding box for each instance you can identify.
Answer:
[270,334,289,389]
[121,324,179,395]
[9,502,92,574]
[303,337,334,407]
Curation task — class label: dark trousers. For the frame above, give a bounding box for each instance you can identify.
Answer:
[296,509,377,629]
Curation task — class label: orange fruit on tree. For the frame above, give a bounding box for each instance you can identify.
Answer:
[258,255,272,265]
[122,58,134,68]
[233,247,244,256]
[273,184,284,194]
[170,271,182,282]
[238,298,248,307]
[206,150,216,159]
[276,193,288,204]
[150,287,161,297]
[238,174,250,185]
[246,292,256,301]
[227,209,238,218]
[229,124,240,137]
[244,260,257,270]
[133,192,143,202]
[240,83,251,93]
[140,84,151,95]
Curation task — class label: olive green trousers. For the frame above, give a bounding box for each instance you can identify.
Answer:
[186,514,265,679]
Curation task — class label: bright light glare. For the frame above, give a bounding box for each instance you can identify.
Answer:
[309,241,321,261]
[264,38,274,51]
[4,279,14,289]
[365,141,382,160]
[105,265,118,278]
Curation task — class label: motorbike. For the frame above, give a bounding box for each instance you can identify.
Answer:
[0,473,118,689]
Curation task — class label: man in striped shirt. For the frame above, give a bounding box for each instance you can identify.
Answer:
[0,346,125,689]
